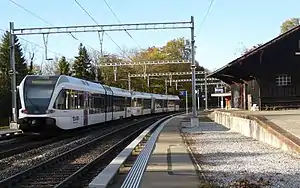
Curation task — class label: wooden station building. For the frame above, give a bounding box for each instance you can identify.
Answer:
[208,26,300,110]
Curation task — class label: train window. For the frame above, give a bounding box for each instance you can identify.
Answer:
[143,99,151,109]
[53,90,68,110]
[132,98,143,107]
[90,93,101,114]
[107,95,113,112]
[113,96,126,112]
[163,100,168,108]
[127,97,131,107]
[77,92,84,109]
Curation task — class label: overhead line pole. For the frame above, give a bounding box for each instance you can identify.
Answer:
[191,16,197,119]
[9,22,18,128]
[9,17,195,127]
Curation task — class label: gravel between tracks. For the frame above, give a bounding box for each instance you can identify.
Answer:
[22,139,120,188]
[0,125,122,181]
[183,122,300,188]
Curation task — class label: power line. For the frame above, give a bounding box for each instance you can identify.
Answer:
[196,0,214,36]
[8,0,52,26]
[8,0,101,53]
[74,0,133,61]
[0,28,62,56]
[102,0,142,50]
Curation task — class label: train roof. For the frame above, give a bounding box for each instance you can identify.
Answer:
[152,93,168,100]
[167,95,180,100]
[23,75,106,94]
[109,86,131,97]
[131,91,152,99]
[58,75,106,94]
[23,75,180,100]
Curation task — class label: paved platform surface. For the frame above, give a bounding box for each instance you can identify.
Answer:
[139,115,200,188]
[219,109,300,141]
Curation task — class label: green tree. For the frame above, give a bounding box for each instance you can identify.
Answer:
[128,38,194,94]
[57,56,70,75]
[0,31,27,95]
[72,43,93,80]
[280,18,300,34]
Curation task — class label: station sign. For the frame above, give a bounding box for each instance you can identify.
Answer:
[214,88,224,93]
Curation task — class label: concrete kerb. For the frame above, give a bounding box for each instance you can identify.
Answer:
[179,127,210,187]
[212,110,300,155]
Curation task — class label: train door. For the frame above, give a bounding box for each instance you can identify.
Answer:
[125,97,127,117]
[104,91,107,122]
[16,86,21,118]
[151,98,155,114]
[83,91,88,126]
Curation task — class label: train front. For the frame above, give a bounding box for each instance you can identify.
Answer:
[17,75,60,134]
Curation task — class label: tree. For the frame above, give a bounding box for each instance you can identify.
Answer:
[280,18,300,34]
[88,49,104,82]
[72,43,93,80]
[127,38,194,94]
[23,43,37,75]
[240,43,263,55]
[41,58,58,75]
[0,31,27,95]
[57,56,70,75]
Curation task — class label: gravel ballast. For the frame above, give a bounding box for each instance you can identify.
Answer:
[0,125,121,180]
[183,122,300,188]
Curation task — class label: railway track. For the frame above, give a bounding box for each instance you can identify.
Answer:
[0,131,23,141]
[0,115,160,181]
[0,115,144,160]
[0,113,170,188]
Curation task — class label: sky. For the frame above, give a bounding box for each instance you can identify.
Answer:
[0,0,299,71]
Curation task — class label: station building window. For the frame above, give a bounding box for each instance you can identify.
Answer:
[276,74,291,86]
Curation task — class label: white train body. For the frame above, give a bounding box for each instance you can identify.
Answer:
[131,91,153,116]
[16,75,181,134]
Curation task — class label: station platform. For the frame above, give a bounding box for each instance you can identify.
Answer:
[216,109,300,141]
[212,109,300,155]
[139,114,201,188]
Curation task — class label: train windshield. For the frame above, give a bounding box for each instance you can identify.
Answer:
[23,76,59,114]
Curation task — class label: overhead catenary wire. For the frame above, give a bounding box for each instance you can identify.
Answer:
[8,0,101,54]
[102,0,142,50]
[196,0,214,36]
[0,28,63,57]
[74,0,134,61]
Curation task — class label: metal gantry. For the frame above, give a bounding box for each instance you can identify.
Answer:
[100,60,192,81]
[9,16,198,125]
[165,77,227,110]
[99,60,191,66]
[128,71,205,77]
[127,71,206,91]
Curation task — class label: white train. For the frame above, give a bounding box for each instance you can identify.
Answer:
[16,75,181,134]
